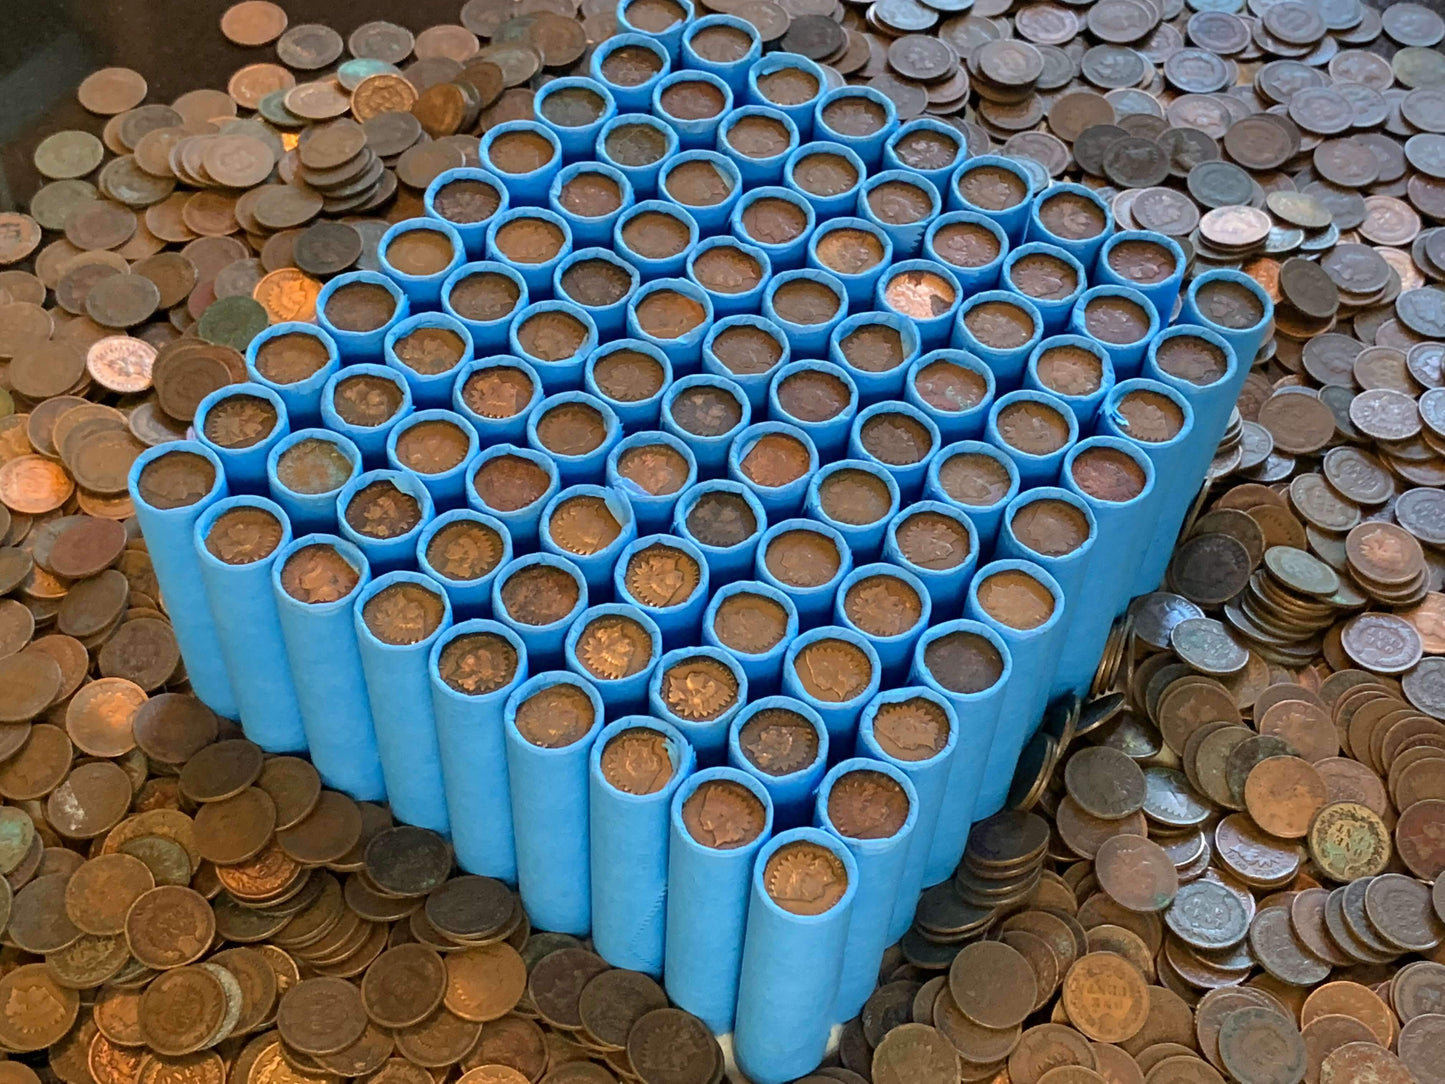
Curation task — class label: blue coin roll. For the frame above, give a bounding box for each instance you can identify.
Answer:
[1055,437,1157,696]
[128,443,238,719]
[829,310,921,407]
[415,508,514,619]
[595,113,680,198]
[801,458,899,563]
[948,155,1036,243]
[658,150,743,236]
[490,552,588,670]
[628,279,717,373]
[585,340,674,430]
[963,559,1065,820]
[661,373,749,474]
[744,53,827,140]
[269,533,386,799]
[318,363,413,468]
[1180,267,1274,369]
[727,421,817,518]
[779,624,882,755]
[1025,182,1114,271]
[814,757,918,1024]
[767,360,858,460]
[883,500,980,616]
[832,562,932,684]
[1096,230,1187,321]
[716,106,798,188]
[384,409,479,511]
[857,170,941,260]
[847,400,941,502]
[761,268,848,358]
[535,77,618,162]
[612,533,712,648]
[265,428,361,536]
[1001,242,1087,336]
[526,391,619,484]
[854,686,960,941]
[665,766,774,1034]
[509,302,601,395]
[194,383,290,496]
[730,185,816,271]
[701,581,797,694]
[812,86,897,170]
[615,200,700,279]
[564,602,663,714]
[648,646,749,764]
[653,70,735,150]
[503,671,607,934]
[428,619,530,879]
[606,431,698,534]
[313,270,409,363]
[924,439,1021,552]
[985,389,1079,488]
[589,34,671,113]
[335,468,435,574]
[353,571,454,835]
[1024,335,1116,428]
[672,480,768,583]
[192,495,305,751]
[907,619,1012,880]
[244,322,340,429]
[688,238,774,320]
[882,117,967,192]
[877,259,963,351]
[588,715,697,974]
[807,216,893,311]
[424,167,510,258]
[465,443,560,551]
[484,207,573,295]
[441,261,528,354]
[904,348,996,443]
[922,211,1009,296]
[754,517,854,627]
[616,0,694,57]
[701,315,787,410]
[553,246,638,336]
[783,142,867,220]
[681,15,761,95]
[479,121,565,206]
[727,696,828,828]
[450,356,544,446]
[377,219,465,309]
[953,290,1044,389]
[538,483,637,595]
[1069,284,1161,379]
[733,827,858,1084]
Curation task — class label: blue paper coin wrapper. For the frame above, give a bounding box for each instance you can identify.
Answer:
[123,28,1276,1072]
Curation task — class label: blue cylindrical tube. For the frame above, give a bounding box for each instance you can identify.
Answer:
[727,696,828,828]
[953,290,1044,388]
[616,0,694,60]
[702,581,797,694]
[716,105,798,188]
[525,390,619,485]
[192,495,304,749]
[503,671,606,934]
[479,121,564,207]
[353,571,454,834]
[1026,182,1114,271]
[745,53,826,140]
[985,389,1078,488]
[907,619,1012,877]
[415,507,514,619]
[701,314,787,411]
[589,716,696,973]
[319,363,413,468]
[484,207,573,296]
[727,421,817,519]
[831,561,930,682]
[755,517,853,628]
[1057,436,1156,693]
[649,646,749,763]
[1001,242,1087,336]
[244,322,339,429]
[589,34,671,113]
[687,236,773,319]
[584,339,673,430]
[1097,230,1187,321]
[626,277,716,372]
[128,443,237,718]
[612,199,700,279]
[828,311,920,406]
[767,360,858,459]
[564,603,663,713]
[490,552,588,670]
[924,439,1020,553]
[904,348,995,443]
[535,77,618,163]
[882,117,967,192]
[923,210,1009,294]
[383,312,475,409]
[465,443,560,551]
[812,87,897,170]
[652,70,734,151]
[595,113,679,199]
[730,185,816,272]
[855,687,960,940]
[1180,268,1274,367]
[539,484,638,596]
[1024,335,1116,428]
[450,355,542,446]
[378,219,465,309]
[847,401,941,501]
[673,480,768,584]
[508,301,600,395]
[660,373,749,473]
[947,155,1035,243]
[963,559,1066,819]
[780,625,880,754]
[761,269,847,357]
[877,259,963,351]
[606,430,698,534]
[314,271,409,363]
[265,428,361,536]
[193,383,289,495]
[270,534,386,799]
[612,533,711,647]
[681,14,761,94]
[441,261,528,355]
[549,166,636,252]
[428,619,529,878]
[665,766,774,1033]
[802,458,899,563]
[1069,285,1161,380]
[856,170,940,260]
[551,246,637,338]
[808,217,893,310]
[384,409,479,510]
[424,167,510,259]
[734,827,858,1084]
[658,150,743,236]
[335,468,435,574]
[882,500,979,616]
[815,758,918,1023]
[783,142,866,221]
